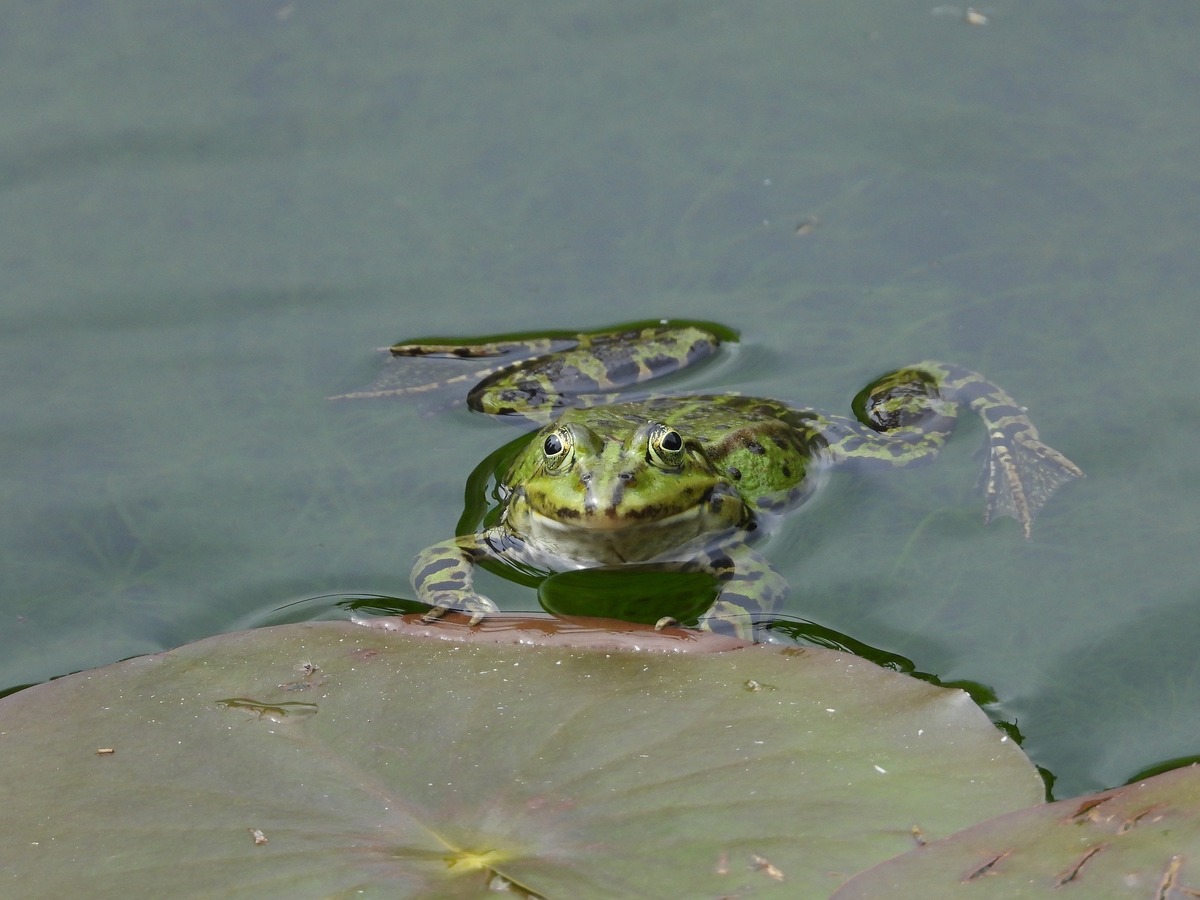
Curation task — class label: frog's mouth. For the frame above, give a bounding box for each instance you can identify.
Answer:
[516,486,748,565]
[523,508,714,565]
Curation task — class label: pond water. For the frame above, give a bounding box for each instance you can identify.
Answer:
[3,2,1198,799]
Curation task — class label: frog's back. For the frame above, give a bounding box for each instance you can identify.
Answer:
[559,395,817,509]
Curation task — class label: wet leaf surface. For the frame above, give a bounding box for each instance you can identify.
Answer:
[0,616,1041,897]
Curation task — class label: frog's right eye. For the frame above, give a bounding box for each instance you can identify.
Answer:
[542,427,574,471]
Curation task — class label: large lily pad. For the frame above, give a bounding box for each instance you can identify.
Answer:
[832,763,1200,897]
[0,616,1040,897]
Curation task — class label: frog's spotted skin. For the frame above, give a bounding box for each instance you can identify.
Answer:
[355,322,1082,637]
[332,323,719,416]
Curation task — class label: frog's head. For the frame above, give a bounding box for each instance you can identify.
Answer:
[503,414,748,564]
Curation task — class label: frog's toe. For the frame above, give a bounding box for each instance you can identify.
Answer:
[421,592,499,626]
[654,615,680,631]
[982,427,1084,538]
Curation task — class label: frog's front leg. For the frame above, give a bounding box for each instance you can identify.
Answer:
[658,541,786,640]
[411,532,501,625]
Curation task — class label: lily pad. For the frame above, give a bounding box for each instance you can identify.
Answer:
[538,565,721,627]
[0,616,1040,897]
[832,763,1200,897]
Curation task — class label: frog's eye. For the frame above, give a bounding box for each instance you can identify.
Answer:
[542,427,574,471]
[647,425,685,469]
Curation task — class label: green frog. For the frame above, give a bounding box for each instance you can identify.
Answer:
[341,321,1083,636]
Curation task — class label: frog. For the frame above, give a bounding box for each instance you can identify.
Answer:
[339,320,1083,637]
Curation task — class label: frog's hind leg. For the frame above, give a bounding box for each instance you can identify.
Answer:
[330,336,578,401]
[389,337,573,361]
[340,321,725,413]
[466,322,724,419]
[812,367,963,470]
[851,365,962,450]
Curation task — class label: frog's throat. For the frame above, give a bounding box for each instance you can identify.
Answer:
[510,494,748,565]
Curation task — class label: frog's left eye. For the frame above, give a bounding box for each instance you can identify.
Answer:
[542,427,574,471]
[647,425,685,468]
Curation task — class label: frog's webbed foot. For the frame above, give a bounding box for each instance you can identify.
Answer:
[981,420,1084,538]
[652,606,757,640]
[868,361,1085,537]
[421,591,500,626]
[657,602,766,642]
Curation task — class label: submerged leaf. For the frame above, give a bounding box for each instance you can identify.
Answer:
[833,763,1200,897]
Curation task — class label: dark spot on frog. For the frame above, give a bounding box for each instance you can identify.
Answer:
[747,440,765,455]
[419,558,460,577]
[427,576,467,591]
[607,359,639,383]
[644,354,678,375]
[728,466,742,481]
[559,370,602,396]
[617,501,675,521]
[493,383,546,406]
[686,338,714,364]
